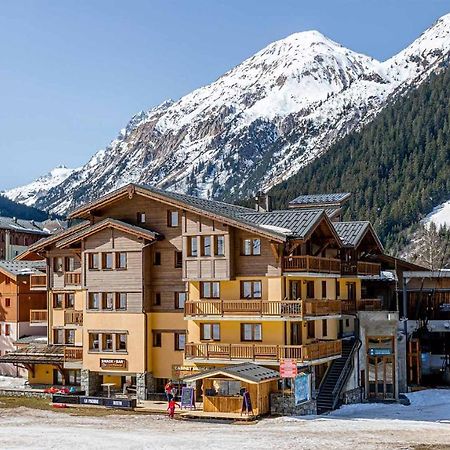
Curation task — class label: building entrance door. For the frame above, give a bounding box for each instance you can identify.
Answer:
[290,322,302,345]
[366,336,395,400]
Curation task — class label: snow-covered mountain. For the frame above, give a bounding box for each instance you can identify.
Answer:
[14,14,450,214]
[3,166,76,207]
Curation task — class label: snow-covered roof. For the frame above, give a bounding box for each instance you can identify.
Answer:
[0,260,46,278]
[0,216,49,236]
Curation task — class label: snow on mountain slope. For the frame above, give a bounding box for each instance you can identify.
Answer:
[3,166,76,207]
[423,199,450,228]
[20,14,450,215]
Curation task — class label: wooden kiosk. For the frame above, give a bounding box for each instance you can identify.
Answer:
[184,363,279,416]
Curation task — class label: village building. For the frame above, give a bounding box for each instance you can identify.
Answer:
[0,216,49,260]
[0,185,425,415]
[0,260,47,376]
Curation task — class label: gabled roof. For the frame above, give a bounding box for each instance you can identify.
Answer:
[183,363,280,384]
[67,184,344,244]
[289,193,351,208]
[0,344,63,365]
[0,260,46,280]
[333,221,383,251]
[56,218,160,248]
[0,216,49,235]
[15,221,90,259]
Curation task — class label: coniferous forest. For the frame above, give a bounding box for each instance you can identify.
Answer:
[268,63,450,252]
[0,195,48,221]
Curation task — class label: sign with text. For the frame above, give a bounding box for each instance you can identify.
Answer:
[100,358,127,370]
[180,387,195,409]
[280,359,298,378]
[368,348,392,357]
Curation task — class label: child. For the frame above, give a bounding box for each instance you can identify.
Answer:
[167,398,180,419]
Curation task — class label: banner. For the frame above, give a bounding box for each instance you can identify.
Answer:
[294,372,311,405]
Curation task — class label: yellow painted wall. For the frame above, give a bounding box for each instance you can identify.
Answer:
[147,312,185,379]
[102,374,122,386]
[28,364,54,385]
[83,312,146,373]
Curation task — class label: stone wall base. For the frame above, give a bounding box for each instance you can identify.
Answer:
[271,393,317,416]
[342,387,364,405]
[0,388,51,399]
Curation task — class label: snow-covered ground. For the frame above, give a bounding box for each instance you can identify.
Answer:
[423,198,450,228]
[0,389,449,449]
[0,375,27,390]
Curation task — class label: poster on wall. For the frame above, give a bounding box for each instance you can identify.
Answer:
[294,372,311,406]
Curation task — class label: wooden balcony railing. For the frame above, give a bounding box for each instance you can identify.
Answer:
[185,299,342,318]
[30,274,47,289]
[356,261,381,276]
[64,310,83,326]
[283,255,341,274]
[64,347,83,362]
[64,272,81,286]
[30,309,47,324]
[341,298,383,313]
[185,340,342,363]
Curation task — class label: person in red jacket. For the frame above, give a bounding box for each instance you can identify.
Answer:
[167,398,180,419]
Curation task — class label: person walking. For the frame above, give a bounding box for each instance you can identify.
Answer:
[167,398,180,419]
[165,381,174,401]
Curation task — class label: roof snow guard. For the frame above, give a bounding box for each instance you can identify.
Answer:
[289,193,351,208]
[183,363,280,384]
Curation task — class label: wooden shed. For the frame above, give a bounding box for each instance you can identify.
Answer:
[184,363,279,416]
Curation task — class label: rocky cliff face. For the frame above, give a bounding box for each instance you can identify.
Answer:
[7,14,450,215]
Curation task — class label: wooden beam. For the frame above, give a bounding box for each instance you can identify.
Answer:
[270,242,282,262]
[313,239,333,256]
[286,240,303,255]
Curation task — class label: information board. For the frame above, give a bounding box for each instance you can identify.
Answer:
[180,387,195,409]
[280,358,298,378]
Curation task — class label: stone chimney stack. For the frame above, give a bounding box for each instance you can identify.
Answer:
[255,192,272,212]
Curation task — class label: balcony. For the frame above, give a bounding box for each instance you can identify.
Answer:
[341,298,383,313]
[30,274,47,290]
[341,261,381,276]
[185,299,342,320]
[185,340,342,365]
[283,255,341,274]
[64,346,83,368]
[64,310,83,326]
[29,309,48,325]
[64,271,81,286]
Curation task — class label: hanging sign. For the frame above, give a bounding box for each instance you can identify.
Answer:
[280,359,298,378]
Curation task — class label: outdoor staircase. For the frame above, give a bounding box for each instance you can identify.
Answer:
[316,338,357,415]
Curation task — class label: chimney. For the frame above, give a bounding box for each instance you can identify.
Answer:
[255,192,272,212]
[13,217,17,223]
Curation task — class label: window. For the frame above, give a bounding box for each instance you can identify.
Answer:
[345,318,350,327]
[153,292,161,306]
[65,257,75,272]
[307,321,315,339]
[215,235,225,256]
[175,332,186,351]
[175,251,183,268]
[153,331,162,347]
[201,281,220,299]
[88,292,101,310]
[89,333,100,351]
[103,253,113,270]
[168,210,179,227]
[200,323,220,341]
[188,236,198,257]
[137,212,146,223]
[65,329,75,345]
[241,323,262,341]
[54,257,64,273]
[66,370,81,386]
[306,281,315,299]
[53,293,64,309]
[116,293,127,310]
[103,293,114,310]
[102,333,113,352]
[89,253,100,270]
[53,328,63,344]
[321,281,327,299]
[116,334,127,352]
[242,238,261,256]
[322,319,328,337]
[212,379,241,396]
[336,279,341,298]
[66,293,75,309]
[201,236,211,256]
[5,298,11,308]
[4,324,10,336]
[116,252,127,269]
[241,281,262,299]
[154,251,161,266]
[175,292,186,309]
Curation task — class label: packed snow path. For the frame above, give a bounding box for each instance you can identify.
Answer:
[0,390,449,449]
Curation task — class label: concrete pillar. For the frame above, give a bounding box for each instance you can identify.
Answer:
[136,372,154,401]
[397,332,408,394]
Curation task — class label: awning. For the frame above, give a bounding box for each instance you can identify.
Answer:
[0,345,64,365]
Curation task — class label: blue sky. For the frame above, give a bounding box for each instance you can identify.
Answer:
[0,0,448,190]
